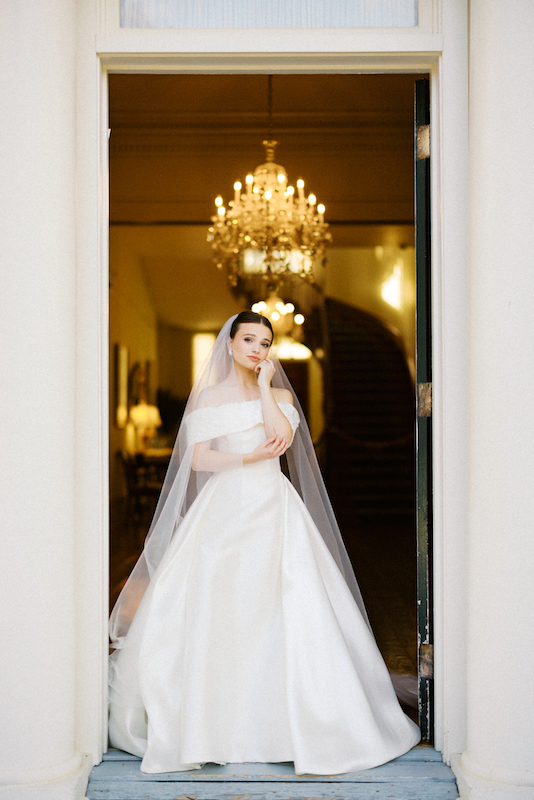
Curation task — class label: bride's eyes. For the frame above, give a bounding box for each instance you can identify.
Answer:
[243,337,270,348]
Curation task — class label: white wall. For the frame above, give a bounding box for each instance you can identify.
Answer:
[0,0,92,796]
[451,1,534,796]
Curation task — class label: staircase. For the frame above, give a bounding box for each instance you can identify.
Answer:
[323,298,415,518]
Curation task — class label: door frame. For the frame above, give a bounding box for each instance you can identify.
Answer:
[75,2,469,766]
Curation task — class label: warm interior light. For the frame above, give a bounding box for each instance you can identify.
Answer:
[271,311,280,321]
[270,337,312,361]
[308,194,316,206]
[317,203,325,214]
[246,174,254,184]
[277,174,285,183]
[217,206,225,216]
[234,181,242,191]
[287,186,295,195]
[297,179,304,189]
[244,250,256,269]
[192,333,217,383]
[381,260,403,310]
[265,190,272,200]
[294,313,305,325]
[284,303,295,313]
[215,196,223,207]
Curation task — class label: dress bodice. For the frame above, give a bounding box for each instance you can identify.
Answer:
[212,400,299,480]
[185,398,299,454]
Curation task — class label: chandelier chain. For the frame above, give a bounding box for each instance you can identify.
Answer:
[267,74,274,142]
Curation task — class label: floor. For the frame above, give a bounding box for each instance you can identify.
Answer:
[87,747,458,799]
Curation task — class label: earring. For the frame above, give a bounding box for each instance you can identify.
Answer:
[228,349,233,358]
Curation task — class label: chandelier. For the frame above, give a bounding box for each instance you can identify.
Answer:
[251,291,305,336]
[207,76,332,288]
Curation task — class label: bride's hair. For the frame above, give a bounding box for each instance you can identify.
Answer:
[229,311,273,340]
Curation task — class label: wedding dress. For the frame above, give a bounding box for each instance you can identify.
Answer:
[109,397,420,775]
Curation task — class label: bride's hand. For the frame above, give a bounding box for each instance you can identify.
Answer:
[247,435,289,463]
[255,358,275,387]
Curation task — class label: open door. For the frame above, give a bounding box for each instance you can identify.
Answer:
[414,77,433,741]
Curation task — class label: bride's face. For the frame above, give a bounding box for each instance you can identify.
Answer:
[229,323,273,371]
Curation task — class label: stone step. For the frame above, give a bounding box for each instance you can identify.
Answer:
[86,747,458,800]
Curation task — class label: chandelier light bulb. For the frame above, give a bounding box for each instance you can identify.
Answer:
[271,311,280,321]
[294,313,305,325]
[277,173,285,183]
[215,196,223,207]
[317,204,325,214]
[217,206,226,216]
[265,190,272,200]
[287,186,295,195]
[284,303,295,313]
[308,194,316,207]
[234,181,242,191]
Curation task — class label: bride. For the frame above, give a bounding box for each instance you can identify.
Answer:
[108,311,420,775]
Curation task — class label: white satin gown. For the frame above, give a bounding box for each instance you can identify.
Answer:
[109,400,420,774]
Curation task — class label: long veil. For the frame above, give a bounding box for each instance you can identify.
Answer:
[110,315,370,649]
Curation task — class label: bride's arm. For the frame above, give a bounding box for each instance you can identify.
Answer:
[256,359,293,445]
[192,435,288,471]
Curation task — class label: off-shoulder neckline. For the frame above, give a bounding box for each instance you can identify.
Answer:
[191,398,294,412]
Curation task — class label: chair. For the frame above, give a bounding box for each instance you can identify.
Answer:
[117,450,162,527]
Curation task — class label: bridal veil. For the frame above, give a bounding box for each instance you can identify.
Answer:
[109,314,370,648]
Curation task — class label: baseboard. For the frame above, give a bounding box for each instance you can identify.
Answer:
[451,754,534,799]
[0,754,92,800]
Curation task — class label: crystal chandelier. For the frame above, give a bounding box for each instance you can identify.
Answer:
[251,291,305,336]
[207,76,332,288]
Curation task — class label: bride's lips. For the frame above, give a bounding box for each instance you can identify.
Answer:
[248,356,259,362]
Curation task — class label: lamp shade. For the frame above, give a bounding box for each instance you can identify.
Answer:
[129,402,162,429]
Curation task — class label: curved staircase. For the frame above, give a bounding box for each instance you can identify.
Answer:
[323,297,415,519]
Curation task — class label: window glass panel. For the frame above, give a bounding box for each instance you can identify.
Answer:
[120,0,418,29]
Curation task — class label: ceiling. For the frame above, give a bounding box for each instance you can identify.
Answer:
[108,74,419,329]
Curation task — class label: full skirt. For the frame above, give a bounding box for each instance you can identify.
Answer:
[109,459,420,774]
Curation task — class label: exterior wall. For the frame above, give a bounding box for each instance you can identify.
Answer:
[0,1,94,797]
[451,1,534,796]
[7,1,534,798]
